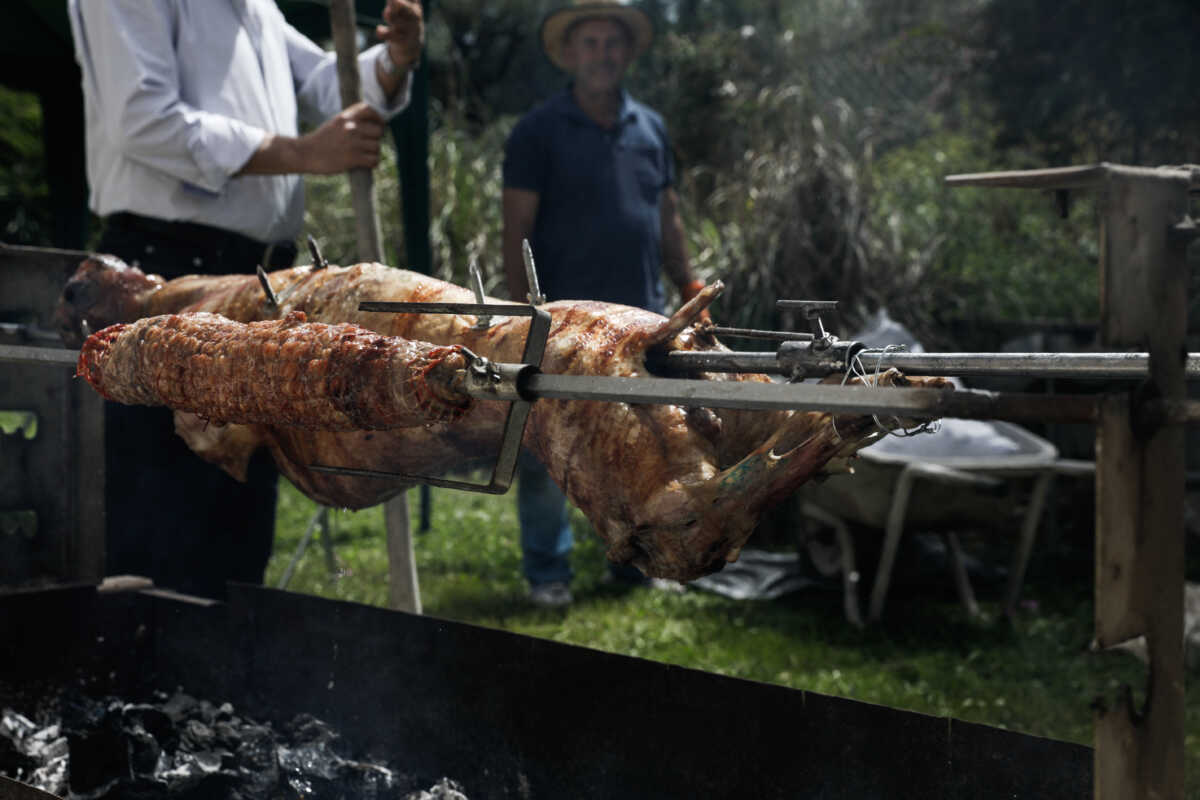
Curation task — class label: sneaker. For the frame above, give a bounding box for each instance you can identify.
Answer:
[600,571,687,594]
[600,570,645,589]
[648,577,687,594]
[528,581,572,608]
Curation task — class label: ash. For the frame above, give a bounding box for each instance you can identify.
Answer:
[1,689,467,800]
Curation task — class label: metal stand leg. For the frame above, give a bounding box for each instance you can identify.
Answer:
[1003,470,1054,616]
[418,484,432,533]
[943,531,980,617]
[801,501,863,627]
[278,506,329,590]
[868,465,918,622]
[320,508,337,575]
[867,462,998,622]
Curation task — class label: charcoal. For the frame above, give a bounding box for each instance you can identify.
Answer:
[404,777,470,800]
[0,688,469,800]
[277,713,400,798]
[0,731,38,778]
[67,730,128,794]
[125,724,161,777]
[1,708,69,796]
[122,703,176,750]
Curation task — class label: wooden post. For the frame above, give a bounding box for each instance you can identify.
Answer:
[385,494,421,614]
[328,0,384,262]
[1093,168,1190,800]
[944,164,1196,799]
[328,0,419,614]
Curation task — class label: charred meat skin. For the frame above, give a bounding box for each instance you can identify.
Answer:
[59,257,950,582]
[77,311,472,430]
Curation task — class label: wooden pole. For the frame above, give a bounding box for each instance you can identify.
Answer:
[328,0,384,262]
[328,0,419,614]
[1093,168,1190,800]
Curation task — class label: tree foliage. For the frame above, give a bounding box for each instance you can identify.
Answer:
[4,0,1194,346]
[0,86,53,246]
[978,0,1200,164]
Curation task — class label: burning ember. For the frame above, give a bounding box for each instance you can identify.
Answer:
[1,689,467,799]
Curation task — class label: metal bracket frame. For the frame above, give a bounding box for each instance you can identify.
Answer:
[309,301,551,494]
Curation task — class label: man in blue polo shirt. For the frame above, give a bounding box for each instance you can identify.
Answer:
[502,0,706,608]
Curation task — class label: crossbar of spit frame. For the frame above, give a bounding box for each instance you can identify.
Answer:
[518,372,1106,424]
[0,343,79,367]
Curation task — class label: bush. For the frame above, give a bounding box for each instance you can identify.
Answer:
[0,86,53,246]
[303,112,511,296]
[868,128,1099,348]
[303,24,1100,352]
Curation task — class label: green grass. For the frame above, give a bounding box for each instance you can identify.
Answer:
[266,478,1200,795]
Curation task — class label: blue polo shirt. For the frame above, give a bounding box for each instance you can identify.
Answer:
[503,87,674,313]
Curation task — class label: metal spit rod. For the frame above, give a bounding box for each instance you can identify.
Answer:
[653,346,1200,380]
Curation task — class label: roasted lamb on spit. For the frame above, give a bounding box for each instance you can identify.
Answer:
[77,311,474,429]
[57,255,948,582]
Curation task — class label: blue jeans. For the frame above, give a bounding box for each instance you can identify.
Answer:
[518,455,573,587]
[517,455,646,587]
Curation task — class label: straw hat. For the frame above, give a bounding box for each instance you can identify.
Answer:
[540,1,654,71]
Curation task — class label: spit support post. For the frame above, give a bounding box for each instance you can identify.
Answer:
[309,299,551,494]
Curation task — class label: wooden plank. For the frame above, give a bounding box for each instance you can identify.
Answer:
[1093,169,1189,800]
[329,0,386,263]
[945,164,1109,190]
[945,163,1193,191]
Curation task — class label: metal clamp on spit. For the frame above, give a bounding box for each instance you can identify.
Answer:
[774,299,862,380]
[309,298,550,495]
[649,298,866,381]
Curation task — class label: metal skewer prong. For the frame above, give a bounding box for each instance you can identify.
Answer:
[469,259,492,330]
[256,265,279,308]
[307,234,328,270]
[522,239,545,306]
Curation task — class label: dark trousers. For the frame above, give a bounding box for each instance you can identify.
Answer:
[96,216,296,599]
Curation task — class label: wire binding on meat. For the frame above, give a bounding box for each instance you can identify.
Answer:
[77,311,472,430]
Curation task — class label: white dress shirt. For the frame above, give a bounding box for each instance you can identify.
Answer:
[68,0,413,243]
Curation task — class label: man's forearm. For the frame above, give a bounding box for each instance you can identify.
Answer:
[502,188,540,301]
[661,218,696,290]
[662,246,695,290]
[660,188,697,290]
[374,46,415,101]
[237,134,305,176]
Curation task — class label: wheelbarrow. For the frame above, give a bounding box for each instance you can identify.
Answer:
[799,417,1093,625]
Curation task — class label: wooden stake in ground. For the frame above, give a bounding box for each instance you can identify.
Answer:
[329,0,420,615]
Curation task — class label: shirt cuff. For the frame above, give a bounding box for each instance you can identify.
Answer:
[360,44,413,119]
[186,114,269,194]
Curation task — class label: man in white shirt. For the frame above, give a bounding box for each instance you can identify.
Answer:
[67,0,424,599]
